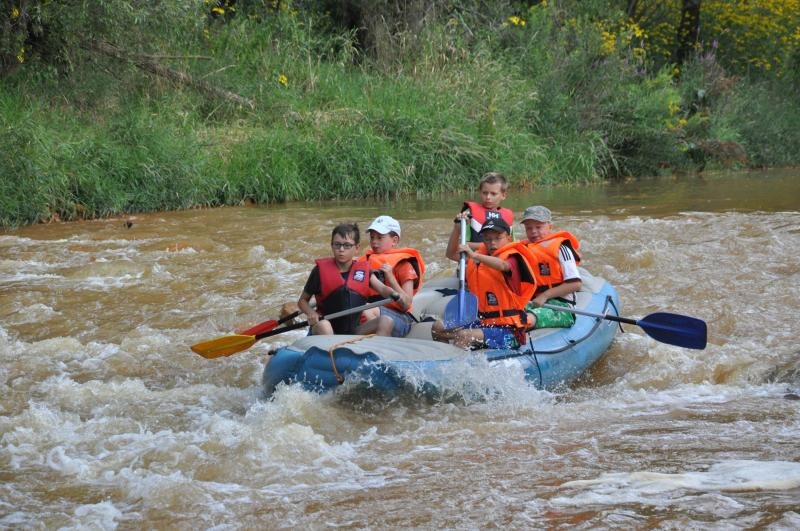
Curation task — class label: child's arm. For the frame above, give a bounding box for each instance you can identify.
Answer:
[369,266,402,299]
[369,263,413,311]
[297,267,321,326]
[446,212,471,261]
[297,291,320,326]
[531,279,582,307]
[460,244,510,273]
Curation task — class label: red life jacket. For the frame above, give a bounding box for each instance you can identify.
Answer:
[525,231,581,295]
[465,242,537,329]
[463,201,515,243]
[315,257,372,333]
[362,248,425,312]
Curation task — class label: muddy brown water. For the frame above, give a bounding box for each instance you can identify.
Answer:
[2,169,799,528]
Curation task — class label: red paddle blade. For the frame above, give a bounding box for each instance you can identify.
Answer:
[240,320,279,336]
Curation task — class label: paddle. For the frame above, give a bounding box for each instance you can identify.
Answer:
[191,295,399,359]
[442,218,479,329]
[541,303,707,350]
[239,309,301,336]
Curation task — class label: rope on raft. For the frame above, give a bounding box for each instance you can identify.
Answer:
[328,334,376,384]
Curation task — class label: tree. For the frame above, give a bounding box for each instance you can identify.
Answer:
[674,0,701,66]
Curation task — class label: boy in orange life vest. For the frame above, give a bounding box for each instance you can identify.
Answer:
[461,172,514,248]
[357,215,425,337]
[521,205,582,329]
[432,215,537,349]
[297,223,371,335]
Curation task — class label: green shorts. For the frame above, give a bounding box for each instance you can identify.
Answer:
[525,299,576,329]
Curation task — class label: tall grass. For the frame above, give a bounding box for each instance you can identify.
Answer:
[2,3,799,228]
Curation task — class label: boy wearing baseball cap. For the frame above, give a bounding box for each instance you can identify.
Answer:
[520,205,582,329]
[432,213,537,349]
[358,215,426,337]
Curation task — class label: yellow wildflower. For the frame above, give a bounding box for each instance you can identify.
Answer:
[11,6,20,19]
[668,100,680,115]
[211,6,225,15]
[278,73,288,87]
[17,47,24,63]
[629,22,645,38]
[507,16,526,27]
[601,31,616,54]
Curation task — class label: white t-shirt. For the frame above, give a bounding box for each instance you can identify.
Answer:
[559,243,581,282]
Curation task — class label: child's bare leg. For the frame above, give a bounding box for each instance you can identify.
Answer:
[453,329,484,349]
[361,307,379,321]
[311,320,334,335]
[375,315,395,336]
[431,320,455,342]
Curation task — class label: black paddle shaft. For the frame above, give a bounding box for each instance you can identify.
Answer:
[543,304,637,325]
[256,295,399,341]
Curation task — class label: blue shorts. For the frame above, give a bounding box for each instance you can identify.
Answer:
[380,307,415,337]
[479,326,520,349]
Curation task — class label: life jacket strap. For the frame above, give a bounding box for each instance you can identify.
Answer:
[478,309,525,319]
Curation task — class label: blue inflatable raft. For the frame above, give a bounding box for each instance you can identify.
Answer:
[263,269,620,396]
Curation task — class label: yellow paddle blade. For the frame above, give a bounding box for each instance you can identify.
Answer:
[190,334,257,359]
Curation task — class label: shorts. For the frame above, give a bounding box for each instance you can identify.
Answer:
[480,326,520,349]
[380,307,415,338]
[525,298,576,329]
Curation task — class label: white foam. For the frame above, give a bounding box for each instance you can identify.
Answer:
[68,500,126,530]
[556,460,800,508]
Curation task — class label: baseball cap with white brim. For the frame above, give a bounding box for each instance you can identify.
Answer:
[367,215,401,237]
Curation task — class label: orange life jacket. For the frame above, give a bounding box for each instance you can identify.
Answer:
[525,231,581,295]
[463,201,515,243]
[465,242,537,329]
[362,248,426,312]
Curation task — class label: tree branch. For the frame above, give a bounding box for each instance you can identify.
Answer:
[89,40,255,110]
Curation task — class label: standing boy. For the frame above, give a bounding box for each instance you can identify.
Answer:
[520,205,582,329]
[432,215,537,349]
[461,172,515,245]
[358,215,426,337]
[297,223,371,335]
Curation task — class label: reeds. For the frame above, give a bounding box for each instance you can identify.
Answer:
[2,3,798,227]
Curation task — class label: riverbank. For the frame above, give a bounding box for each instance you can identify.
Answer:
[3,2,799,228]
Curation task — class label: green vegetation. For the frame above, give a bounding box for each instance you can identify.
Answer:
[2,0,799,227]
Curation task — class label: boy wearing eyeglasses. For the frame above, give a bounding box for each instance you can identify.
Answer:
[297,223,372,335]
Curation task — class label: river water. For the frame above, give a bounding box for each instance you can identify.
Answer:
[2,170,799,528]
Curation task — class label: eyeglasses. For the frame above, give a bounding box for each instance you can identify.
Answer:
[331,242,355,250]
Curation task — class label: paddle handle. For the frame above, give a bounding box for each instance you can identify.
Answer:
[255,295,399,340]
[458,217,467,286]
[541,303,637,325]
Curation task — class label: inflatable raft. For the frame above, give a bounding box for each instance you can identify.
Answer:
[262,268,620,396]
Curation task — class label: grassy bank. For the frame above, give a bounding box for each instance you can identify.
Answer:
[2,1,799,227]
